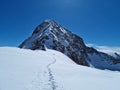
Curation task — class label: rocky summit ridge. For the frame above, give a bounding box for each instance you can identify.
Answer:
[19,19,120,71]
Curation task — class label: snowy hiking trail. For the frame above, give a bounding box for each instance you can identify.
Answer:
[47,57,57,90]
[26,50,61,90]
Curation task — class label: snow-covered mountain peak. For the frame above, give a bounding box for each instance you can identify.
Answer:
[44,19,54,22]
[19,19,88,66]
[43,19,58,27]
[32,19,67,36]
[19,19,120,71]
[44,19,56,24]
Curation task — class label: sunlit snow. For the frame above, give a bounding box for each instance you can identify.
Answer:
[0,47,120,90]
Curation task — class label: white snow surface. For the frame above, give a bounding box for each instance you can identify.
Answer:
[0,47,120,90]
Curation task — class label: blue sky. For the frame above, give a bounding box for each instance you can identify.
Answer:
[0,0,120,47]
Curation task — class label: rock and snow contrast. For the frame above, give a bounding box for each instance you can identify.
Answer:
[19,19,120,71]
[0,47,120,90]
[19,19,88,66]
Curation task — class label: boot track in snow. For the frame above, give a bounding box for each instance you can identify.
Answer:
[47,57,57,90]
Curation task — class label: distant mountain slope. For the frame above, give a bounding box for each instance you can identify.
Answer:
[19,19,120,71]
[0,47,120,90]
[87,47,120,70]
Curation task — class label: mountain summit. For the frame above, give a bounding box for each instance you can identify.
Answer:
[19,19,88,66]
[19,19,120,71]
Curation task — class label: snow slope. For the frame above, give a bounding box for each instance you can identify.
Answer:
[0,47,120,90]
[19,19,120,70]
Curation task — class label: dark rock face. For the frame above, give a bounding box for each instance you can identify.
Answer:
[19,19,120,71]
[19,20,89,66]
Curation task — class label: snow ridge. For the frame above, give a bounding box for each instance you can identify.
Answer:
[19,19,120,71]
[19,19,88,66]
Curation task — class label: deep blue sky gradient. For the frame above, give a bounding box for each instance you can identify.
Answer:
[0,0,120,46]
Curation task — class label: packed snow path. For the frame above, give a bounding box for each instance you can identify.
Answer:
[27,50,60,90]
[47,57,57,90]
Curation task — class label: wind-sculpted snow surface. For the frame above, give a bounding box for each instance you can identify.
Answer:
[0,47,120,90]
